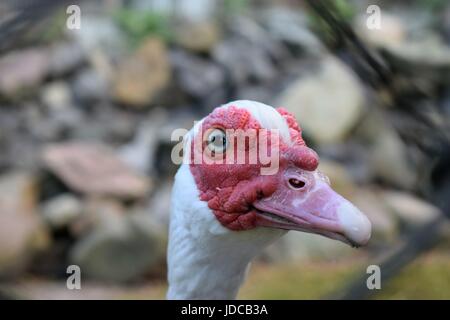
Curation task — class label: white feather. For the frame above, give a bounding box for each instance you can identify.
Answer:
[222,100,292,144]
[167,165,284,299]
[167,101,289,299]
[182,100,292,163]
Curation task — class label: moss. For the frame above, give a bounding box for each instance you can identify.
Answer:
[238,261,361,299]
[415,0,448,12]
[37,10,68,44]
[111,251,450,299]
[306,0,356,47]
[223,0,250,15]
[114,9,173,47]
[238,252,450,299]
[118,283,167,300]
[374,253,450,300]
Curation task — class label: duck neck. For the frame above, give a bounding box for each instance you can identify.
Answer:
[166,165,284,299]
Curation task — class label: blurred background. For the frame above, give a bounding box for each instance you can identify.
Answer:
[0,0,449,299]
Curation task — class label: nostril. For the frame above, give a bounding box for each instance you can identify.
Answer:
[256,190,264,199]
[288,178,306,190]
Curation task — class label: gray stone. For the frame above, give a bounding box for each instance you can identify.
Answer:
[0,172,49,275]
[40,81,73,111]
[236,86,273,105]
[170,50,225,99]
[119,108,168,174]
[212,17,285,85]
[356,109,417,189]
[355,11,450,71]
[174,20,220,53]
[384,35,450,70]
[70,200,166,282]
[113,38,171,107]
[131,0,217,21]
[42,143,152,199]
[41,194,83,229]
[49,42,86,76]
[444,4,450,43]
[381,190,440,227]
[72,68,109,104]
[0,47,50,96]
[213,38,277,84]
[261,7,325,55]
[277,55,365,144]
[371,129,416,189]
[72,16,127,57]
[354,13,406,49]
[146,180,173,228]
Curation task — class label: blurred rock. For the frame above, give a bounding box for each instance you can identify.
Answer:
[170,50,225,100]
[444,4,450,43]
[42,143,152,199]
[119,108,167,174]
[73,16,127,58]
[175,20,220,53]
[40,82,72,111]
[371,130,416,189]
[131,0,216,21]
[381,190,440,227]
[0,172,49,275]
[277,55,364,144]
[228,16,288,64]
[72,69,109,104]
[146,180,173,228]
[49,42,86,77]
[317,142,374,185]
[236,85,273,104]
[354,13,406,48]
[212,17,284,85]
[0,105,49,169]
[70,104,137,142]
[383,35,450,71]
[70,199,166,282]
[113,37,170,107]
[29,105,83,142]
[153,109,198,175]
[41,194,83,229]
[442,90,450,118]
[0,171,37,218]
[69,198,121,237]
[213,37,277,84]
[0,47,50,97]
[355,11,450,73]
[356,109,417,189]
[351,189,398,243]
[262,7,325,55]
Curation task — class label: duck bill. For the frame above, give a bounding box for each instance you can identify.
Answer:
[253,180,371,247]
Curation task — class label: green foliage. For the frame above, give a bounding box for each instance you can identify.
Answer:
[333,0,356,21]
[114,9,173,46]
[115,252,450,299]
[238,262,361,299]
[306,0,356,47]
[223,0,249,15]
[35,9,67,44]
[374,254,450,299]
[238,252,450,299]
[416,0,448,12]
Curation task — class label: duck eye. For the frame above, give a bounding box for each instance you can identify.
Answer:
[207,129,227,153]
